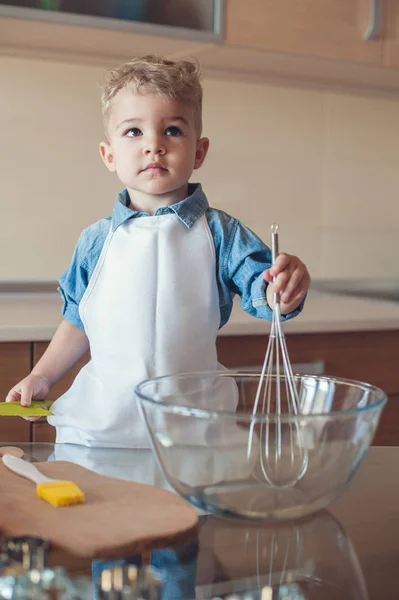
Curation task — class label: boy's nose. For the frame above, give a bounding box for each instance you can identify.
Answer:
[143,138,166,155]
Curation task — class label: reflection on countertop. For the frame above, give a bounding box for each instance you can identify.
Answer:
[0,444,397,599]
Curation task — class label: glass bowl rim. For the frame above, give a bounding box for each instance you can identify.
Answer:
[135,370,388,423]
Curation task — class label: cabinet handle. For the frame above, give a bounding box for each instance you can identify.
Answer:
[364,0,381,40]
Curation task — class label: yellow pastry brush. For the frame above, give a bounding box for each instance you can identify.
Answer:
[2,455,85,507]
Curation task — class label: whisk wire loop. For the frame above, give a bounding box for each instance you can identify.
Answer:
[247,224,308,487]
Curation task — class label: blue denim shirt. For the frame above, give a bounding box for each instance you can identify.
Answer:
[59,183,305,331]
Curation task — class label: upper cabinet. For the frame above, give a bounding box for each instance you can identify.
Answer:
[0,0,223,65]
[3,0,399,95]
[225,0,383,65]
[194,0,399,97]
[0,0,222,38]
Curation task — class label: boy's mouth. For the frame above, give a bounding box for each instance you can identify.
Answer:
[142,163,168,172]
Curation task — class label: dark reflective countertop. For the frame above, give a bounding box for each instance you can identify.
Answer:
[0,444,397,599]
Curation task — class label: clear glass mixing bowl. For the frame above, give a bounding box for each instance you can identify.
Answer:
[135,372,387,521]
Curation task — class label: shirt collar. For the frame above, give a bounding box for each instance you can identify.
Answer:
[111,183,209,231]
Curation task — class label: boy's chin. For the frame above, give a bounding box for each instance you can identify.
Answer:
[136,182,187,197]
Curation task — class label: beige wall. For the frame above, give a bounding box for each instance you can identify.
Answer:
[1,55,399,281]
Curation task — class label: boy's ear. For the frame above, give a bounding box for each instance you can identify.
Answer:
[99,141,116,172]
[194,137,210,170]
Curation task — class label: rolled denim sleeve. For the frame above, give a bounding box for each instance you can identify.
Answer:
[57,218,111,330]
[58,236,90,331]
[225,220,305,322]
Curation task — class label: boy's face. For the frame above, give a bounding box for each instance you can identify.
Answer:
[100,87,209,211]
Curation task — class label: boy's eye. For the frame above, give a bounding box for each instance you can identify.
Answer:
[165,126,183,136]
[126,128,142,137]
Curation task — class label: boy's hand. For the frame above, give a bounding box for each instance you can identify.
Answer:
[5,374,51,422]
[263,253,310,315]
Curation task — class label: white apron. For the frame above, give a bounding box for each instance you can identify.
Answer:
[48,212,254,483]
[49,213,222,447]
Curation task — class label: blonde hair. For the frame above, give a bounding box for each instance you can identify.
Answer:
[101,55,203,136]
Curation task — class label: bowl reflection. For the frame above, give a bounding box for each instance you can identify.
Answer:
[195,510,368,600]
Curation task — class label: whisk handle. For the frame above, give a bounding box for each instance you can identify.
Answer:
[271,224,280,305]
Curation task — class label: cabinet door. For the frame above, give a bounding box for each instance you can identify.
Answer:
[217,330,399,446]
[217,330,399,394]
[30,342,90,443]
[0,343,31,442]
[373,393,399,446]
[225,0,383,65]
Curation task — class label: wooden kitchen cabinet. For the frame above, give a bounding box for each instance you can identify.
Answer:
[30,342,90,443]
[225,0,384,65]
[216,329,399,446]
[2,329,398,446]
[217,330,399,394]
[373,393,399,446]
[0,343,31,442]
[1,0,399,97]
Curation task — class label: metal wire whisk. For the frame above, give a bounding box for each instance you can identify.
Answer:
[247,224,308,488]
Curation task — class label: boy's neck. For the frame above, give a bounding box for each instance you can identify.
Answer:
[127,185,189,215]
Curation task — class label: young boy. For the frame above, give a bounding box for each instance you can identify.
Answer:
[6,55,310,448]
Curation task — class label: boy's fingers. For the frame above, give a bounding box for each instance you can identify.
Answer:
[282,275,310,306]
[265,256,310,300]
[274,265,296,293]
[5,388,21,403]
[263,269,273,283]
[281,268,306,302]
[265,269,294,296]
[19,384,33,407]
[269,253,292,277]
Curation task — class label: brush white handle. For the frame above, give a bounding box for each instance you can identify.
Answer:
[2,455,53,484]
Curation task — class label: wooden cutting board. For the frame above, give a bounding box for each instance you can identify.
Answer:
[0,460,199,558]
